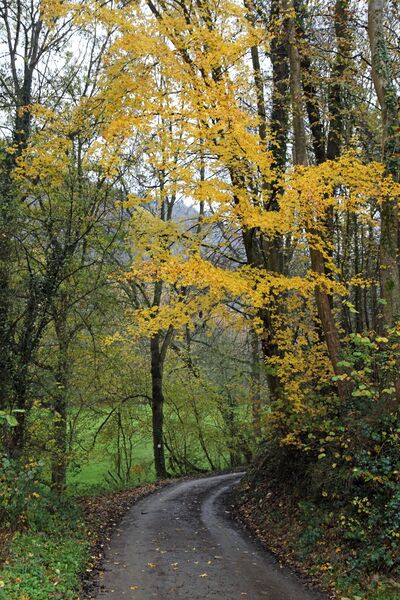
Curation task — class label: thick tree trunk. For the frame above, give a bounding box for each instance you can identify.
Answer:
[0,50,35,420]
[269,0,290,176]
[326,0,351,161]
[150,334,167,479]
[241,1,290,401]
[250,330,262,439]
[309,249,343,378]
[368,0,400,327]
[288,18,307,167]
[288,1,349,398]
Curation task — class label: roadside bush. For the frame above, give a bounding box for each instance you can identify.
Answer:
[249,326,400,583]
[0,470,88,600]
[0,456,45,529]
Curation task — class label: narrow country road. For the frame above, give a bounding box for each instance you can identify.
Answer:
[97,473,328,599]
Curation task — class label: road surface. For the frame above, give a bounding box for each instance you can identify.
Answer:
[97,472,328,599]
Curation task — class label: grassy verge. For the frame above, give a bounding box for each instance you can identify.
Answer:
[0,504,88,600]
[0,477,177,600]
[0,431,154,599]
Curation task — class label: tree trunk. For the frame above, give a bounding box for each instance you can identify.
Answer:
[250,329,262,439]
[269,0,290,176]
[326,0,351,161]
[0,33,36,423]
[288,1,349,398]
[288,16,308,167]
[0,190,13,418]
[241,1,290,401]
[150,334,167,479]
[368,0,400,327]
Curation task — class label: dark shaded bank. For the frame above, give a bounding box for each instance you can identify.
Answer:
[233,472,400,600]
[94,472,328,599]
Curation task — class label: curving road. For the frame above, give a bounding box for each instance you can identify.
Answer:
[97,473,328,599]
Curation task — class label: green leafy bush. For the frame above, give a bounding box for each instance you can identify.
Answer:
[0,457,45,529]
[250,326,400,589]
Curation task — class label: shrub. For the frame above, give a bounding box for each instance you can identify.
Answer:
[0,456,45,529]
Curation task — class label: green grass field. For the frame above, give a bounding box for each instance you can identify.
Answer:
[66,405,156,494]
[68,438,155,491]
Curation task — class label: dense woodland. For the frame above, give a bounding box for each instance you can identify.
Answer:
[0,0,399,597]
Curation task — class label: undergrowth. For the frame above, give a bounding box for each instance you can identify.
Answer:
[240,329,400,600]
[0,498,87,600]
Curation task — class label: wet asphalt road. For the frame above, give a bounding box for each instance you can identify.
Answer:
[97,473,328,600]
